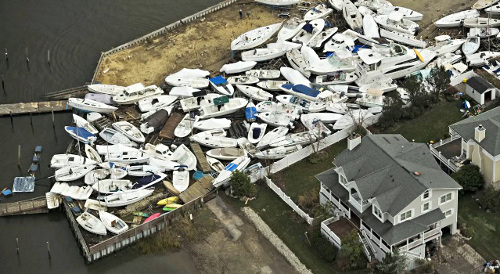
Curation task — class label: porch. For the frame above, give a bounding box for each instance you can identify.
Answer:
[321,215,357,248]
[429,134,465,172]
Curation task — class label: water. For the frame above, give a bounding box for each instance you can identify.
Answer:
[0,0,221,272]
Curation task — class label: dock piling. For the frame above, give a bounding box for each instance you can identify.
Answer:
[25,47,30,70]
[47,50,50,64]
[17,145,21,167]
[1,74,4,91]
[16,238,19,255]
[47,241,51,259]
[52,108,55,127]
[10,111,13,125]
[30,112,33,126]
[4,48,8,68]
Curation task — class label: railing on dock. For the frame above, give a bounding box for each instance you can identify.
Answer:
[0,196,48,216]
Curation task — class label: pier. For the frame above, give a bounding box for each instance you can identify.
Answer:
[0,196,48,216]
[190,143,212,173]
[0,101,70,116]
[43,85,88,100]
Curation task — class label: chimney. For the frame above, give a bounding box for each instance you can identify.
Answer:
[348,133,362,150]
[475,124,486,143]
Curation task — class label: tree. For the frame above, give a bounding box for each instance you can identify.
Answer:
[376,248,408,274]
[230,170,257,197]
[479,186,500,212]
[451,164,484,193]
[428,66,451,102]
[377,95,404,129]
[402,75,432,110]
[336,230,365,270]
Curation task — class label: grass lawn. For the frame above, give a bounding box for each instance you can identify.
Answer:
[377,99,464,143]
[458,194,500,260]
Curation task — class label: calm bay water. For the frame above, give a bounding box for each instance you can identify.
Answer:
[0,0,221,272]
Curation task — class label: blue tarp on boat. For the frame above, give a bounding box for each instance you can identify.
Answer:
[245,105,257,122]
[289,84,320,98]
[303,23,314,33]
[66,126,95,139]
[210,75,228,85]
[13,177,35,193]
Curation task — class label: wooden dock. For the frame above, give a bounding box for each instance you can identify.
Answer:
[43,85,88,100]
[114,106,141,121]
[0,101,70,116]
[190,143,211,173]
[0,196,48,216]
[179,175,214,203]
[159,112,183,139]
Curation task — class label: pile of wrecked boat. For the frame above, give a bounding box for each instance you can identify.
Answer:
[48,0,500,236]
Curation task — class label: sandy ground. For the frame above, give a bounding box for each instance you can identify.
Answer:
[434,235,485,274]
[188,196,297,274]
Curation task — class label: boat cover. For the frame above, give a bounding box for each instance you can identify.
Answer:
[210,76,228,86]
[12,177,35,192]
[67,126,95,139]
[291,84,320,97]
[303,23,314,33]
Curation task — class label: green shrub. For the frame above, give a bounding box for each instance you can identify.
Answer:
[479,187,500,212]
[336,230,365,270]
[309,224,339,262]
[451,164,484,193]
[230,170,257,198]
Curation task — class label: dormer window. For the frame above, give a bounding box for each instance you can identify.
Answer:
[422,190,431,200]
[373,205,383,221]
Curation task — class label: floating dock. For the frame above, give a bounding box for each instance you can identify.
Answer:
[0,196,48,216]
[179,175,214,203]
[0,101,70,116]
[159,112,183,139]
[190,143,212,173]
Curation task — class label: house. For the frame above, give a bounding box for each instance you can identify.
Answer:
[465,76,497,105]
[317,134,462,264]
[435,106,500,188]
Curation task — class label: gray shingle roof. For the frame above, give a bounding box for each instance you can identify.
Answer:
[450,106,500,156]
[316,167,446,245]
[467,76,495,94]
[332,134,461,215]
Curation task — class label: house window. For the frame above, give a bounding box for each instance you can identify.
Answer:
[422,190,431,200]
[439,193,453,205]
[444,209,453,218]
[400,210,412,222]
[422,202,431,213]
[373,205,383,220]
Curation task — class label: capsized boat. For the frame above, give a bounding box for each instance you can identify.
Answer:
[363,13,379,39]
[332,109,374,130]
[169,86,200,98]
[77,212,107,236]
[99,211,129,234]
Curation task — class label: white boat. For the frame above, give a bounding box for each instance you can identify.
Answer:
[50,154,96,169]
[427,35,465,56]
[193,118,231,131]
[256,126,289,148]
[84,144,102,163]
[323,32,357,53]
[315,72,358,85]
[363,14,379,39]
[469,27,499,38]
[473,0,500,10]
[269,131,317,147]
[245,69,280,79]
[73,114,98,134]
[98,145,149,164]
[304,4,333,21]
[236,85,273,102]
[343,0,363,32]
[87,84,125,96]
[104,188,154,207]
[462,36,481,55]
[329,0,343,11]
[377,6,423,21]
[300,115,332,136]
[220,61,257,74]
[355,0,393,10]
[285,48,311,78]
[68,98,117,113]
[278,17,306,41]
[113,84,163,105]
[174,113,195,138]
[255,0,300,6]
[367,49,436,80]
[326,102,350,114]
[206,156,225,173]
[303,46,356,75]
[256,101,301,115]
[173,166,190,192]
[169,86,200,98]
[485,4,500,13]
[84,168,110,185]
[248,123,267,144]
[307,27,338,48]
[190,130,238,148]
[292,19,325,46]
[466,51,500,67]
[165,68,210,88]
[85,93,114,105]
[280,67,311,87]
[92,179,133,194]
[300,112,343,124]
[358,77,398,94]
[77,212,107,236]
[180,93,221,112]
[112,121,145,143]
[435,10,480,28]
[278,83,322,102]
[209,76,234,96]
[55,165,96,182]
[231,22,283,51]
[355,93,385,108]
[137,95,178,112]
[255,144,302,159]
[332,109,374,130]
[374,13,420,35]
[99,211,129,234]
[276,94,316,112]
[198,97,247,119]
[213,155,251,187]
[126,165,163,177]
[257,111,296,127]
[46,192,60,210]
[241,47,288,62]
[86,112,102,123]
[257,80,289,91]
[206,148,245,161]
[142,143,196,170]
[227,76,259,85]
[464,17,500,28]
[99,128,136,147]
[379,28,427,49]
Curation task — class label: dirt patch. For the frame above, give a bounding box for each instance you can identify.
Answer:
[434,235,485,274]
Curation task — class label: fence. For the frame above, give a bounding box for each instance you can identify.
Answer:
[92,0,238,83]
[265,177,314,225]
[320,216,341,248]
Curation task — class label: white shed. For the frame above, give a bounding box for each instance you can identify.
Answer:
[465,76,497,105]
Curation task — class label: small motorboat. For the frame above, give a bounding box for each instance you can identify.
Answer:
[435,9,480,28]
[87,84,125,96]
[174,113,195,138]
[127,165,163,177]
[245,101,257,122]
[112,121,145,143]
[236,85,273,102]
[92,179,133,194]
[206,148,246,161]
[462,36,480,55]
[99,211,129,234]
[304,4,333,21]
[377,6,423,21]
[277,17,306,41]
[256,126,289,149]
[220,61,257,74]
[173,165,190,192]
[84,168,110,185]
[55,165,96,182]
[137,95,178,112]
[212,155,251,187]
[469,27,499,38]
[279,84,321,101]
[227,76,259,85]
[343,0,363,32]
[77,212,107,236]
[248,123,267,144]
[104,188,155,207]
[190,131,238,148]
[245,69,280,79]
[463,17,500,28]
[65,126,97,144]
[67,98,117,113]
[169,86,201,98]
[256,80,290,91]
[50,154,97,169]
[99,128,136,147]
[73,114,98,134]
[255,144,302,159]
[374,13,420,35]
[209,76,234,96]
[113,84,163,105]
[206,156,225,173]
[193,118,231,131]
[269,132,317,147]
[231,22,283,51]
[257,112,296,127]
[165,68,210,88]
[179,93,220,112]
[197,97,247,119]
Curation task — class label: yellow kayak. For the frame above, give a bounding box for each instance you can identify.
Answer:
[157,196,179,205]
[164,203,183,209]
